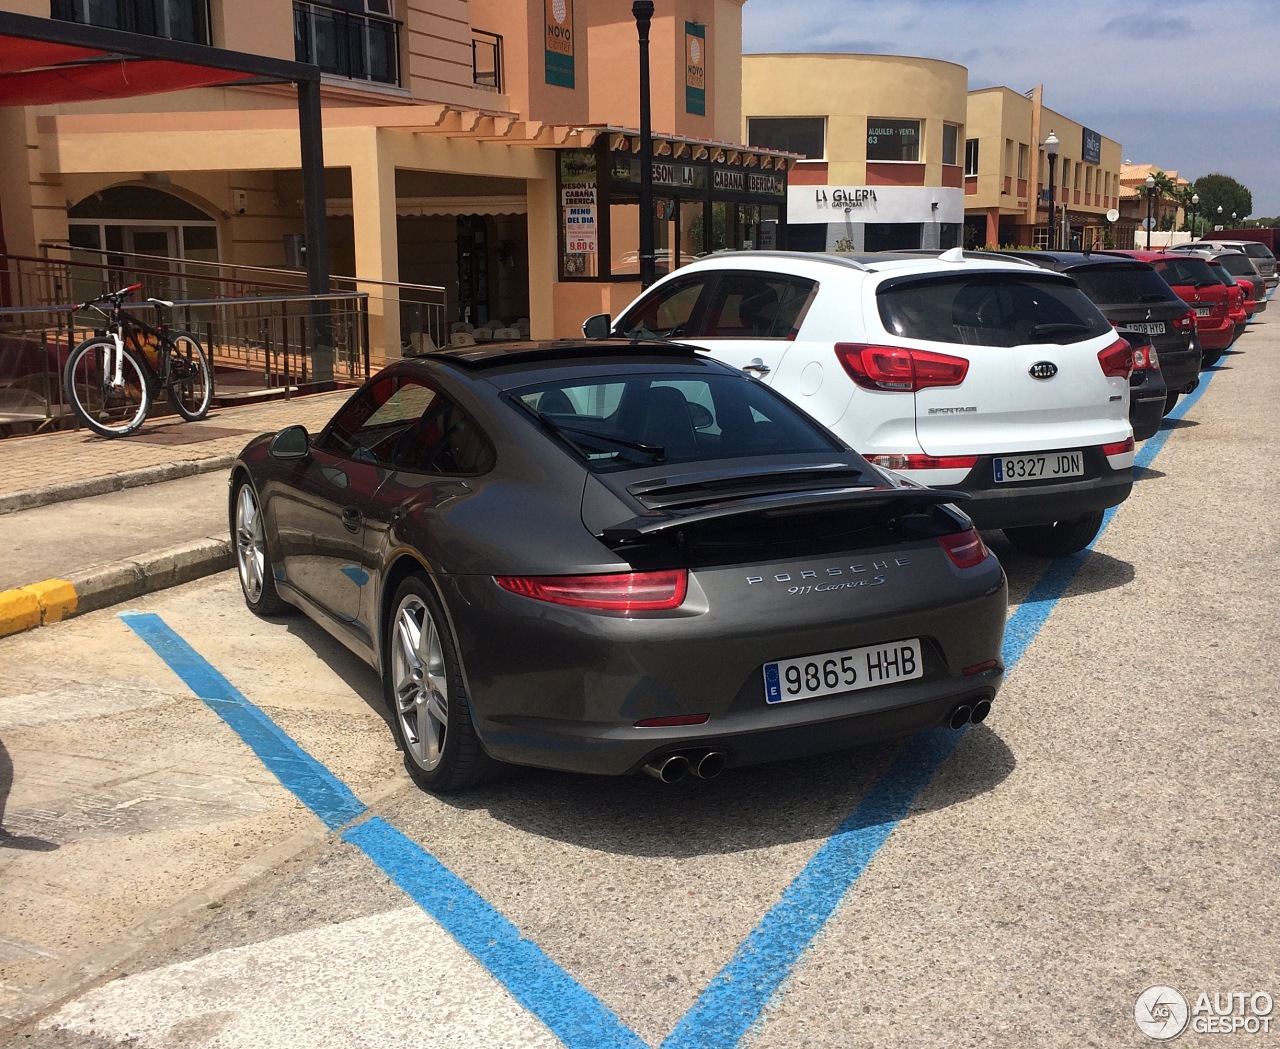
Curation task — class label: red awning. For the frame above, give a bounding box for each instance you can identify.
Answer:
[0,34,259,106]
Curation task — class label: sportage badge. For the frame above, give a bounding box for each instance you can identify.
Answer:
[1028,361,1058,380]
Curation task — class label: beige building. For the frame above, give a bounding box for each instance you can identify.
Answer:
[743,53,968,251]
[740,55,1123,253]
[0,0,791,355]
[964,86,1122,249]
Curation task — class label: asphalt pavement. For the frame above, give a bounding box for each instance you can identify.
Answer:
[0,311,1275,1048]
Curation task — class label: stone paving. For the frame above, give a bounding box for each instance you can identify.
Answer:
[0,391,351,509]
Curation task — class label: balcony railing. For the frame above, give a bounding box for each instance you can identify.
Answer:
[51,0,211,44]
[293,1,400,86]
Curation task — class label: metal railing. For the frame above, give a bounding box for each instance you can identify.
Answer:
[3,246,448,365]
[0,292,369,439]
[293,1,400,86]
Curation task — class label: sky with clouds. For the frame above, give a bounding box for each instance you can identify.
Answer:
[742,0,1280,218]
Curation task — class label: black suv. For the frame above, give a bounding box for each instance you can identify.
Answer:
[983,252,1199,415]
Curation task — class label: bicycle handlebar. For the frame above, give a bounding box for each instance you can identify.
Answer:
[74,283,143,311]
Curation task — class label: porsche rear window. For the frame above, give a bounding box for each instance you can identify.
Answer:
[877,275,1110,347]
[513,371,839,469]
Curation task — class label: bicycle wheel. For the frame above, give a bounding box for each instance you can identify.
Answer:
[166,332,213,421]
[63,336,151,438]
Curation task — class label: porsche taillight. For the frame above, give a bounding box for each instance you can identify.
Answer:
[835,344,969,392]
[495,569,689,611]
[938,529,989,569]
[1097,337,1134,378]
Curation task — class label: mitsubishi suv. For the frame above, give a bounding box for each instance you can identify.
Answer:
[583,249,1134,557]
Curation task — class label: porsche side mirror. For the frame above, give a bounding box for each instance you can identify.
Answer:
[582,313,612,340]
[270,424,310,460]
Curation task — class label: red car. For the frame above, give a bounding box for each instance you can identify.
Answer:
[1106,250,1237,367]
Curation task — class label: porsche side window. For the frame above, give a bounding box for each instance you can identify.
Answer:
[616,278,706,338]
[318,374,436,463]
[394,396,494,475]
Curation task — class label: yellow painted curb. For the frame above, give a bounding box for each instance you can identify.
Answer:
[28,578,78,624]
[0,579,79,637]
[0,587,42,637]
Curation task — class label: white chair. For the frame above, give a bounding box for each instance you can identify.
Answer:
[491,326,521,341]
[514,317,531,337]
[451,321,474,335]
[408,331,438,356]
[471,323,496,342]
[450,331,477,347]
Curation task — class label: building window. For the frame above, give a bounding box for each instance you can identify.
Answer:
[867,118,920,162]
[964,138,980,176]
[1017,143,1029,179]
[472,29,502,92]
[52,0,211,43]
[942,124,960,166]
[294,1,401,86]
[746,118,825,160]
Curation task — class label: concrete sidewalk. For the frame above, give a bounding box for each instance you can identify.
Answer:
[0,391,350,637]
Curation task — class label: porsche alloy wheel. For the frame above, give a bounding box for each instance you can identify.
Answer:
[233,480,286,614]
[385,575,496,792]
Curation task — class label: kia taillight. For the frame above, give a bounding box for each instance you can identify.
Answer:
[1102,436,1135,457]
[495,570,688,611]
[938,529,988,569]
[1097,337,1134,378]
[867,453,978,472]
[836,344,969,392]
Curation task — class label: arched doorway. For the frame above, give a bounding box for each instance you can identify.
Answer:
[66,184,219,303]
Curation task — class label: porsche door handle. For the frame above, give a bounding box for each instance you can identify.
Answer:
[742,358,771,376]
[341,506,361,532]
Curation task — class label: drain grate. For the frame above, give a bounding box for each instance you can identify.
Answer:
[127,425,254,445]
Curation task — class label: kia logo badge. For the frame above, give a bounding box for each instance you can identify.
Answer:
[1029,361,1058,380]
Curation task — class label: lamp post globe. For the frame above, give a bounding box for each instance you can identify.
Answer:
[1044,130,1059,249]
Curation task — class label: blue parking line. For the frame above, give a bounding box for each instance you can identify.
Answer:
[121,361,1218,1048]
[664,365,1221,1047]
[343,818,646,1049]
[121,612,367,830]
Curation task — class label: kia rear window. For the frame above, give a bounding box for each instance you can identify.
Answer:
[512,371,839,470]
[1240,244,1274,262]
[1215,255,1255,278]
[876,275,1110,347]
[1065,265,1182,306]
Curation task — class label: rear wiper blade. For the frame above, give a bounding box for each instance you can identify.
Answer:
[555,422,664,457]
[1028,322,1090,339]
[1136,293,1171,303]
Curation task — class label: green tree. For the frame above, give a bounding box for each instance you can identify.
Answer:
[1192,173,1253,227]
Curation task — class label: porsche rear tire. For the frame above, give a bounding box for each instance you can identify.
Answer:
[385,575,498,792]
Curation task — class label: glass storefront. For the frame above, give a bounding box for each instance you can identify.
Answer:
[557,141,787,282]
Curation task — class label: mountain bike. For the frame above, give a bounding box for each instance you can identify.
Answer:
[62,283,213,438]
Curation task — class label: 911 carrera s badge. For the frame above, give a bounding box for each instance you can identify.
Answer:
[1028,361,1058,380]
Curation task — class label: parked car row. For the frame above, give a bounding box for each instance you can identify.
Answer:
[227,241,1263,794]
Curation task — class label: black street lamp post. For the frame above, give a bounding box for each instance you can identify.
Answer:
[1190,193,1199,239]
[1144,173,1156,250]
[632,1,656,289]
[1217,204,1223,231]
[1044,130,1059,249]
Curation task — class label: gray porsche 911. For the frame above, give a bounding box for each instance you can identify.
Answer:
[229,340,1007,792]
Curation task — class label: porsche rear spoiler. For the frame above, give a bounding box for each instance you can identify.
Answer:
[599,485,969,541]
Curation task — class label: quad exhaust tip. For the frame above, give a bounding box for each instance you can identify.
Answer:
[643,749,728,784]
[949,699,994,730]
